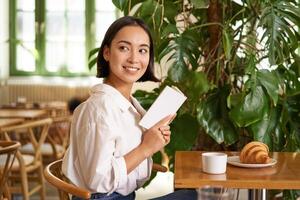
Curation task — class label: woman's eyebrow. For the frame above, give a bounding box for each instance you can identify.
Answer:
[117,40,150,48]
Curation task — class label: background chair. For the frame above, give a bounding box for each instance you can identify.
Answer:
[0,118,52,200]
[0,141,20,200]
[21,115,72,163]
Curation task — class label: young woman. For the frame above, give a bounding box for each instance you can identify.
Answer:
[62,16,196,200]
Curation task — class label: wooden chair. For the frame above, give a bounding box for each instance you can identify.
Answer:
[21,115,71,163]
[152,163,167,172]
[44,159,91,200]
[0,118,53,200]
[0,141,21,200]
[44,159,168,200]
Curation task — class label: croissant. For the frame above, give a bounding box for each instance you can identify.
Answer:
[240,141,271,164]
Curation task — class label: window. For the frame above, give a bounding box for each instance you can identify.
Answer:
[9,0,118,76]
[0,0,9,76]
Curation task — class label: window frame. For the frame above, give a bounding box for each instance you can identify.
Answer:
[9,0,117,77]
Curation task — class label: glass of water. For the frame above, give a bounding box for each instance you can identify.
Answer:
[197,185,235,200]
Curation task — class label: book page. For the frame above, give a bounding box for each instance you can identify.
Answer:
[139,86,187,129]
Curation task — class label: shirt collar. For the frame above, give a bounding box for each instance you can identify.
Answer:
[90,83,145,115]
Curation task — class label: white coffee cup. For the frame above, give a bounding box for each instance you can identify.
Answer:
[202,152,227,174]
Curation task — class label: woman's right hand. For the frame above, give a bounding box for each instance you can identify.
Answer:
[140,114,175,157]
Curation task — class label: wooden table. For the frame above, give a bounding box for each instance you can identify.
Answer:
[38,101,68,117]
[0,109,47,119]
[175,151,300,199]
[0,118,24,128]
[1,101,68,117]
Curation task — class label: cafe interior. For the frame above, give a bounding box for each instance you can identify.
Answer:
[1,0,300,200]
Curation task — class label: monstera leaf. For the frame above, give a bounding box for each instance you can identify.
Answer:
[197,86,238,145]
[259,1,300,65]
[229,86,268,127]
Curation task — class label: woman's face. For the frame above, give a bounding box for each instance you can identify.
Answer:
[103,25,150,86]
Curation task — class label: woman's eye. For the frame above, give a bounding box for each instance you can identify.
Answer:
[139,49,148,54]
[119,46,129,51]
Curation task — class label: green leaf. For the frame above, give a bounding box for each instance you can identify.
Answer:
[133,89,159,110]
[183,71,211,101]
[139,0,156,17]
[259,1,300,66]
[249,106,277,148]
[88,57,97,70]
[227,93,243,109]
[165,114,199,169]
[167,58,189,82]
[222,29,233,60]
[112,0,127,10]
[229,86,268,127]
[112,0,144,15]
[244,55,256,75]
[163,0,178,24]
[88,47,99,60]
[161,24,178,38]
[197,87,238,145]
[191,0,209,9]
[257,69,280,106]
[162,30,200,81]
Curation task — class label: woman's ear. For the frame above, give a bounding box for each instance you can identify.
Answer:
[103,46,110,61]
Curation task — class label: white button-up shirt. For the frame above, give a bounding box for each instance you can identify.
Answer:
[62,83,152,195]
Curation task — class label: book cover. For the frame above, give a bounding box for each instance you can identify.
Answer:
[139,86,187,129]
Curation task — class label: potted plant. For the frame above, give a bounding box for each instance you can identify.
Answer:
[90,0,300,198]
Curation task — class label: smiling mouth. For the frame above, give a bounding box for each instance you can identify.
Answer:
[123,66,140,71]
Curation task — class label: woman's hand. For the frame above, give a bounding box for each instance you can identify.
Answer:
[140,114,176,157]
[124,114,176,173]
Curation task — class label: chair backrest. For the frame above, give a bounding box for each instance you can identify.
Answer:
[44,159,91,200]
[1,118,55,200]
[48,115,72,154]
[1,118,53,166]
[0,141,21,198]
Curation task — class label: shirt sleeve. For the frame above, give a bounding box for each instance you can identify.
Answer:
[74,108,128,194]
[136,157,153,188]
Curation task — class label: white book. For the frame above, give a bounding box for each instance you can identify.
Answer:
[139,86,187,129]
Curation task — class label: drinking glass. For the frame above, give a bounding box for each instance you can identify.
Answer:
[197,185,235,200]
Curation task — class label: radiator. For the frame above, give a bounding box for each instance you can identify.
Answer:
[2,84,90,104]
[0,80,158,105]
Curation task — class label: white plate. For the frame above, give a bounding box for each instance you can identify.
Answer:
[227,156,277,168]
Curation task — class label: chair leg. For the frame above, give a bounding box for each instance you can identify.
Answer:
[19,169,29,200]
[3,182,11,200]
[38,165,46,200]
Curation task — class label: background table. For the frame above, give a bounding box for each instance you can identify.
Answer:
[175,151,300,199]
[0,109,47,119]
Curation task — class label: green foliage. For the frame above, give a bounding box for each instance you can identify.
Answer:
[89,0,300,197]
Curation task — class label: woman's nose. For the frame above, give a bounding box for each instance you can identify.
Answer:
[127,50,138,63]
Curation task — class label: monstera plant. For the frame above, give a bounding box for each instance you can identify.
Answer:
[89,0,300,198]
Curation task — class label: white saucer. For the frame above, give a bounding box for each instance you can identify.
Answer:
[227,156,277,168]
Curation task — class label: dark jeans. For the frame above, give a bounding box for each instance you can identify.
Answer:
[72,192,135,200]
[72,189,197,200]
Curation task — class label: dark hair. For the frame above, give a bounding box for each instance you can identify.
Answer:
[67,97,83,114]
[96,16,159,82]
